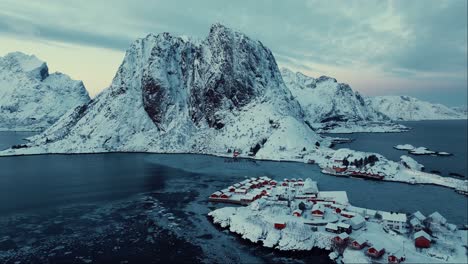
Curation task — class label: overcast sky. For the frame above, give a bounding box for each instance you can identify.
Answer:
[0,0,466,106]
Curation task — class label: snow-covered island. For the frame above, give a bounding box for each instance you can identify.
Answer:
[394,145,452,156]
[208,177,468,264]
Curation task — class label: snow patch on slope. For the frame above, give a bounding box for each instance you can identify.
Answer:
[0,52,90,131]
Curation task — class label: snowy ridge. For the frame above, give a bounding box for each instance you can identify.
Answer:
[0,52,90,131]
[280,68,405,133]
[1,24,324,156]
[367,96,467,121]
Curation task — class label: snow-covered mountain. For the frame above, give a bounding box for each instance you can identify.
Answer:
[367,96,467,121]
[0,52,90,131]
[5,24,325,156]
[280,68,406,133]
[451,106,467,117]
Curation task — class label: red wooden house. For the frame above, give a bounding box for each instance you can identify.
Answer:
[414,230,431,248]
[274,222,286,230]
[311,204,325,218]
[388,251,405,264]
[292,209,302,217]
[333,232,349,245]
[366,245,385,258]
[349,237,367,249]
[210,191,222,198]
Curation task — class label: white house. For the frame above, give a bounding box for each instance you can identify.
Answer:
[381,212,407,231]
[349,214,366,230]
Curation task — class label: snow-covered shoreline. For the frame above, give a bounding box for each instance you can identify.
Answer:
[1,146,466,195]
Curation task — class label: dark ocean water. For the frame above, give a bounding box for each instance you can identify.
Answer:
[0,123,466,263]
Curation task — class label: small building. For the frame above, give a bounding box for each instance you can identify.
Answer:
[292,209,302,217]
[269,180,277,186]
[290,178,297,182]
[349,237,367,249]
[337,223,352,234]
[333,166,347,173]
[235,189,247,194]
[333,232,349,245]
[412,211,426,222]
[349,214,366,230]
[367,244,385,258]
[294,182,304,186]
[311,204,325,218]
[302,179,319,195]
[220,193,232,199]
[382,212,407,231]
[281,182,289,186]
[228,186,236,192]
[428,211,447,226]
[325,223,339,233]
[233,183,242,188]
[298,178,304,182]
[274,222,286,230]
[340,211,357,218]
[414,230,431,248]
[284,178,289,182]
[388,251,406,264]
[210,191,222,198]
[409,218,424,231]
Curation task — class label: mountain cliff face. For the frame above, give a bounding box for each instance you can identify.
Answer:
[367,96,467,121]
[11,24,324,157]
[0,52,90,131]
[280,68,401,133]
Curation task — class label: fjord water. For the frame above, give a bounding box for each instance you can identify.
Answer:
[330,120,468,178]
[0,125,466,263]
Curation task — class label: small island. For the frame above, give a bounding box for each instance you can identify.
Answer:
[208,177,467,264]
[394,144,453,156]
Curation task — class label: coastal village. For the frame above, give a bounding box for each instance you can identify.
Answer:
[208,177,468,264]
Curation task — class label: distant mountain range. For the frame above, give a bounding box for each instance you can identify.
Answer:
[0,52,90,131]
[281,68,467,123]
[366,96,466,121]
[0,24,465,152]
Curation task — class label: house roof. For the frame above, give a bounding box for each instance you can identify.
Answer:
[381,212,407,222]
[414,230,431,241]
[412,211,426,221]
[337,232,349,240]
[337,223,350,229]
[350,214,366,225]
[302,179,319,193]
[318,191,349,205]
[410,218,422,226]
[312,204,324,212]
[212,191,222,196]
[369,244,385,251]
[428,211,447,224]
[326,223,338,230]
[353,237,367,245]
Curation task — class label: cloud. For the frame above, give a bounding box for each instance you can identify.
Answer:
[0,0,465,105]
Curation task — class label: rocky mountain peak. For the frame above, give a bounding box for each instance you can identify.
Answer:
[1,52,49,81]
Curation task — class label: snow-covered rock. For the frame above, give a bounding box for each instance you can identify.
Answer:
[451,106,467,117]
[280,68,407,133]
[366,96,466,121]
[394,144,415,151]
[0,24,325,156]
[0,52,90,131]
[400,155,424,171]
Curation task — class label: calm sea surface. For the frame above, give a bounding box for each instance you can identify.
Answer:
[0,123,466,263]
